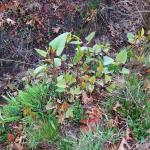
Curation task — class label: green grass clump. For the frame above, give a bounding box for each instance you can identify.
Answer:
[72,126,116,150]
[72,100,85,123]
[0,83,60,149]
[91,0,101,9]
[24,116,59,149]
[106,75,150,142]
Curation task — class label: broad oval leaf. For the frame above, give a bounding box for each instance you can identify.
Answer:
[120,67,130,74]
[116,50,127,64]
[54,58,62,67]
[56,79,67,89]
[49,32,69,56]
[127,32,135,44]
[61,54,67,61]
[103,56,114,66]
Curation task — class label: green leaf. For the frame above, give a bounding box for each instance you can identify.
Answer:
[65,107,74,118]
[70,41,82,45]
[64,73,76,85]
[57,75,64,81]
[140,28,144,37]
[85,32,95,43]
[73,47,83,65]
[0,116,21,123]
[34,64,47,75]
[70,87,81,95]
[56,75,67,89]
[93,44,101,53]
[56,79,67,89]
[56,88,66,93]
[49,120,56,129]
[35,49,47,57]
[88,84,95,93]
[102,43,110,53]
[49,32,69,56]
[120,68,130,74]
[127,32,135,44]
[61,54,67,61]
[105,75,112,83]
[54,58,62,67]
[103,56,114,66]
[89,76,96,84]
[106,83,115,93]
[116,50,127,64]
[97,61,103,73]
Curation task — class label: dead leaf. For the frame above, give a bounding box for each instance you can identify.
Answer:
[26,20,33,25]
[144,79,150,94]
[81,107,103,133]
[109,119,116,128]
[13,143,22,150]
[0,13,4,28]
[45,103,56,110]
[118,138,130,150]
[118,127,133,150]
[82,92,93,104]
[125,128,133,141]
[146,69,150,74]
[60,101,70,112]
[113,101,122,111]
[52,27,61,33]
[6,18,16,25]
[146,129,150,134]
[58,113,65,124]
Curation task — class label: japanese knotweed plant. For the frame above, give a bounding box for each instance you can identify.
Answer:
[34,32,129,101]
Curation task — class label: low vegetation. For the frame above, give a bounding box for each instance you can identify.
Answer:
[0,28,150,149]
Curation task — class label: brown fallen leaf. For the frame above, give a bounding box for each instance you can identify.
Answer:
[113,101,122,112]
[0,13,4,28]
[125,128,133,141]
[144,79,150,94]
[60,101,70,112]
[118,138,130,150]
[58,113,65,124]
[82,92,93,104]
[26,20,33,25]
[6,18,16,25]
[52,27,61,33]
[109,119,116,128]
[81,106,104,132]
[13,143,22,150]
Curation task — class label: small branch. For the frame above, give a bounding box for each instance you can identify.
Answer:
[0,59,37,66]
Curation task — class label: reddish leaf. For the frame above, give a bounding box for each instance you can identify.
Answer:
[80,118,88,125]
[81,125,90,133]
[7,133,15,143]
